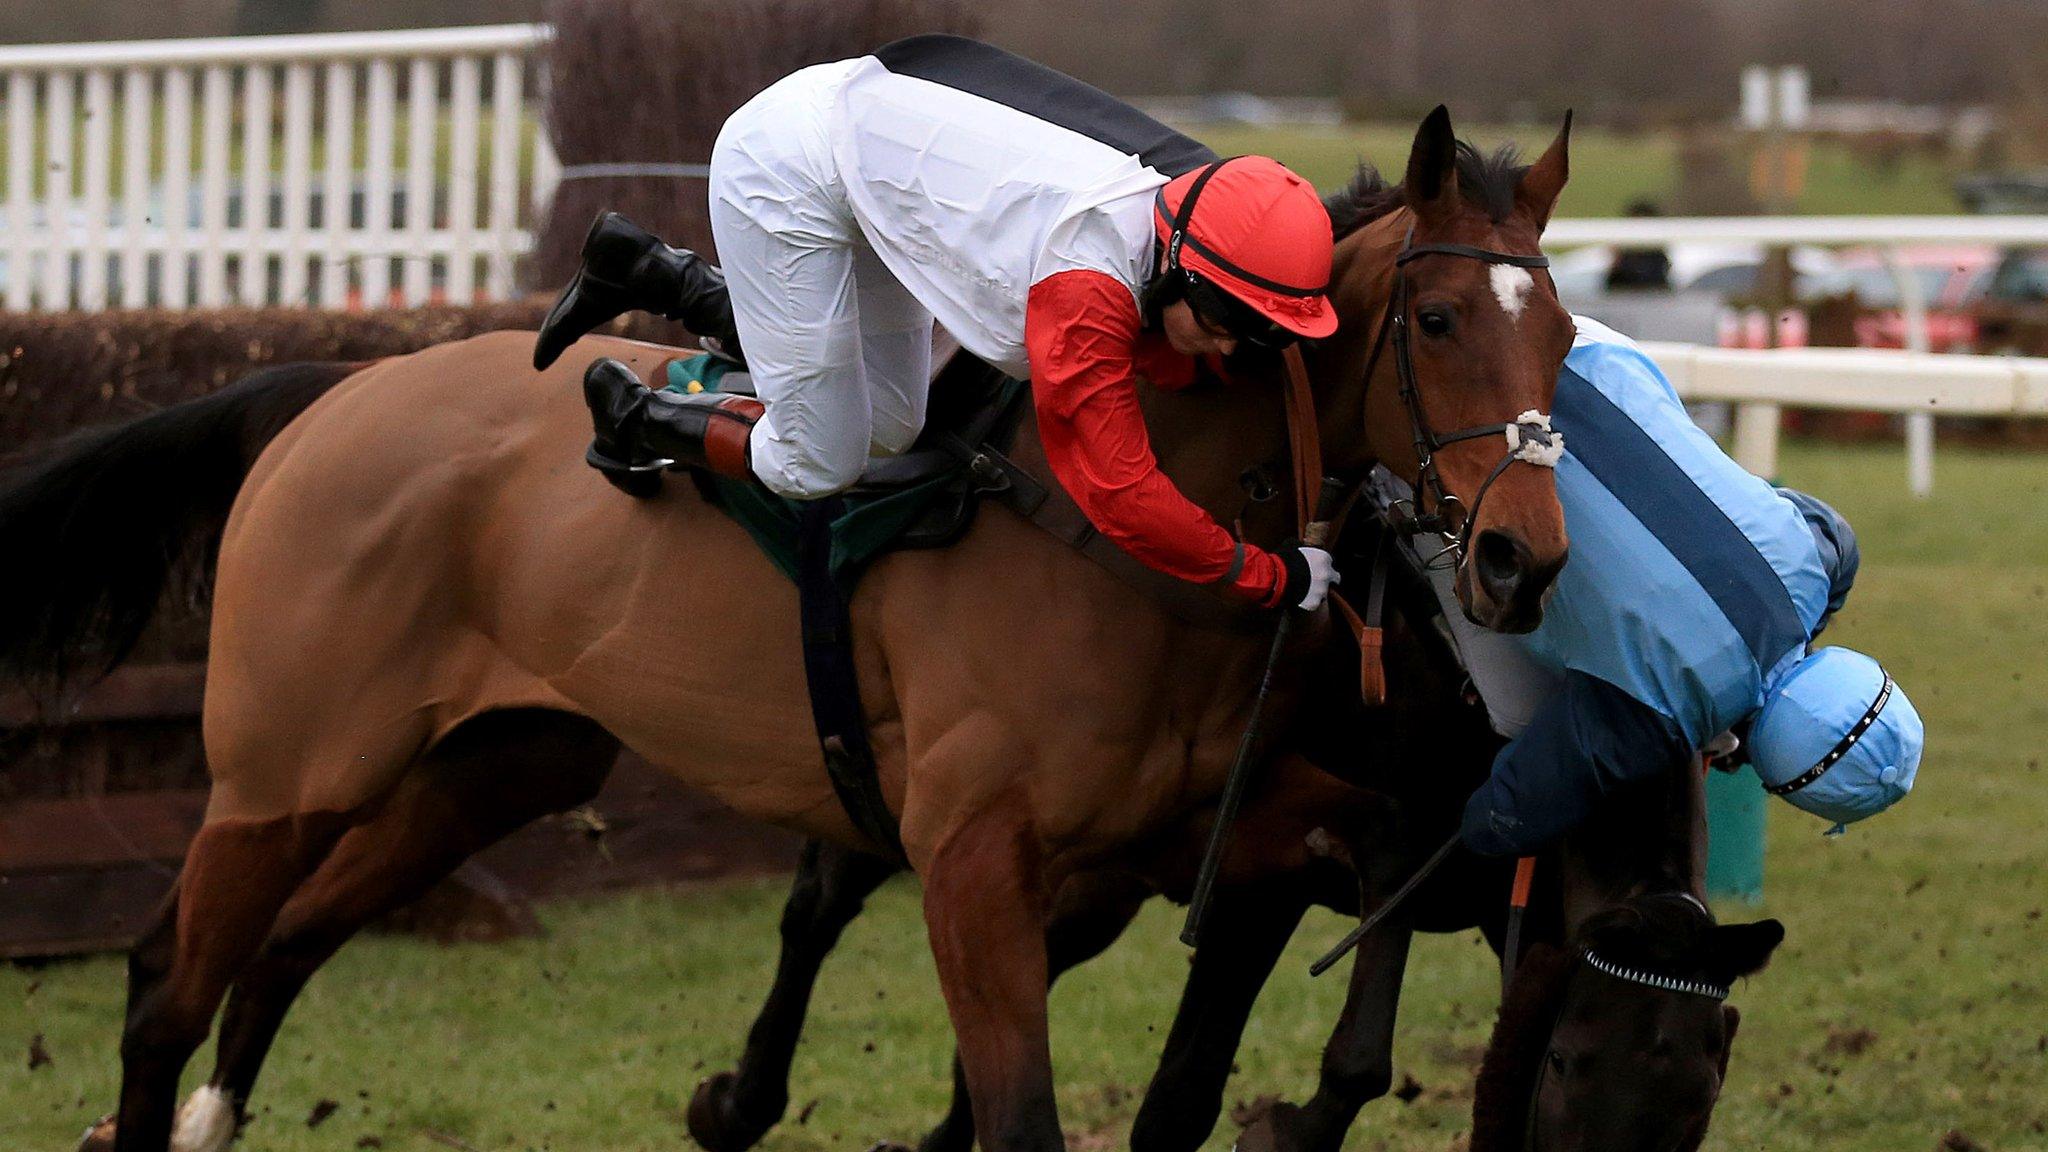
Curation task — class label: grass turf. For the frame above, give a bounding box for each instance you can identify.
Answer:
[1185,122,1965,218]
[5,441,2046,1152]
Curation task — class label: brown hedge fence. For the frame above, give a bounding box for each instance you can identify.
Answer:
[0,302,552,453]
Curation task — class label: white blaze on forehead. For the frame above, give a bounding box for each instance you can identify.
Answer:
[1490,264,1535,322]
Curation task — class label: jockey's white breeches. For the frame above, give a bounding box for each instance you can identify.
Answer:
[709,61,934,499]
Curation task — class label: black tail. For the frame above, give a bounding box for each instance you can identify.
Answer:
[0,361,361,697]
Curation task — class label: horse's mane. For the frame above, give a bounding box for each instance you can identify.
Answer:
[1323,141,1530,240]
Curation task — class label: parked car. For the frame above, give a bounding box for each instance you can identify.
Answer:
[1804,245,1995,352]
[1969,247,2048,356]
[1550,243,1842,303]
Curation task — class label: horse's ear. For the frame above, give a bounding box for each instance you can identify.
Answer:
[1701,918,1785,985]
[1403,104,1460,225]
[1515,110,1572,231]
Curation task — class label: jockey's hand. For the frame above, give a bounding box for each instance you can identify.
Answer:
[1276,543,1340,611]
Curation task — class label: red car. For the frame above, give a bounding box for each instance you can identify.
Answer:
[1814,245,1995,352]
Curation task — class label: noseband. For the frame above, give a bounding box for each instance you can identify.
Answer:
[1361,225,1563,571]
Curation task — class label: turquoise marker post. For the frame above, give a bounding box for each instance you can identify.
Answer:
[1705,764,1768,903]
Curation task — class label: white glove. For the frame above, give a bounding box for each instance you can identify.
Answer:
[1284,544,1341,611]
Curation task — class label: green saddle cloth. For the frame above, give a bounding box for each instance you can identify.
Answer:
[662,354,1004,583]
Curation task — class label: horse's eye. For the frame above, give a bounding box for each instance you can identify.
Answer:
[1416,307,1454,337]
[1546,1048,1567,1073]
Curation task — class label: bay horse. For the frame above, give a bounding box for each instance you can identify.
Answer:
[5,108,1576,1152]
[656,519,1786,1152]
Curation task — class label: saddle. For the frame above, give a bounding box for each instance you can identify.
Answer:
[662,349,1029,583]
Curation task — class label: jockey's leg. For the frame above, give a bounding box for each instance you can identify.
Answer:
[852,243,935,458]
[711,183,870,499]
[532,211,741,371]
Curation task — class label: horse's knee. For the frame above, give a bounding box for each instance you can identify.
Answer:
[120,989,212,1062]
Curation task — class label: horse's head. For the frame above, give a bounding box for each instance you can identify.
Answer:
[1319,106,1575,633]
[1473,895,1786,1152]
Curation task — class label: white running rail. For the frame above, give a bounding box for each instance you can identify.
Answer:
[1641,342,2048,487]
[0,23,557,312]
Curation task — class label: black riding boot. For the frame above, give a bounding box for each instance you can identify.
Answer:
[534,212,745,370]
[583,358,764,497]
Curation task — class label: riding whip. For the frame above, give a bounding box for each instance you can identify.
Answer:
[1181,475,1351,948]
[1308,831,1460,976]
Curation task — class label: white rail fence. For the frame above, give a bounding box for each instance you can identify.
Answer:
[1548,217,2048,496]
[1642,342,2048,485]
[0,24,557,313]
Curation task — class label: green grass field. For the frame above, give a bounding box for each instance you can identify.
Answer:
[4,441,2046,1152]
[1187,122,1965,217]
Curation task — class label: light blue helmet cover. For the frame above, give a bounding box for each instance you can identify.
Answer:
[1751,646,1922,826]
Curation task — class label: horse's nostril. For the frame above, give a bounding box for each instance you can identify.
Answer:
[1474,529,1526,591]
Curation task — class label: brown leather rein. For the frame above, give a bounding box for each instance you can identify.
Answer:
[1279,344,1386,703]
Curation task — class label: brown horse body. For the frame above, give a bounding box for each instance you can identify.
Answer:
[15,110,1583,1152]
[208,324,1330,847]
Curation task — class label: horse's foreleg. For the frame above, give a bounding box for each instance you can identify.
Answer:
[106,816,337,1152]
[921,803,1063,1152]
[1242,913,1415,1152]
[688,838,901,1152]
[911,871,1153,1152]
[1127,881,1309,1152]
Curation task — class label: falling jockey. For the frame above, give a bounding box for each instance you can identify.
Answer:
[534,36,1342,611]
[1382,317,1924,856]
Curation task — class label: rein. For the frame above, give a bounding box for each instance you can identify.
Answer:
[1189,222,1566,948]
[1362,226,1563,572]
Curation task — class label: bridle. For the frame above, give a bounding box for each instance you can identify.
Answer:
[1516,892,1731,1152]
[1361,223,1565,571]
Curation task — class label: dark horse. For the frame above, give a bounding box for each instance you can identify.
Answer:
[8,108,1577,1152]
[623,514,1785,1152]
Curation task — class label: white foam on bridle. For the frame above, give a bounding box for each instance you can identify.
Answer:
[1490,264,1535,322]
[169,1085,237,1152]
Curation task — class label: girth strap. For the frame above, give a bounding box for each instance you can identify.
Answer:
[795,498,908,863]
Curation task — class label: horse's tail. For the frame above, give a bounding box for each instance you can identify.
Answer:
[0,360,363,696]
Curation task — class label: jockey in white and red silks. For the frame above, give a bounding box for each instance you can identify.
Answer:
[535,35,1342,611]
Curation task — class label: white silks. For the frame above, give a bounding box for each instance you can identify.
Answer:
[706,56,1173,498]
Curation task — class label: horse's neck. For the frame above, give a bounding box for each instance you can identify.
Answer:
[1305,211,1410,476]
[1561,765,1709,928]
[1133,363,1294,542]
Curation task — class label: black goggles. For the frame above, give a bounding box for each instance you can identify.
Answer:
[1181,271,1298,349]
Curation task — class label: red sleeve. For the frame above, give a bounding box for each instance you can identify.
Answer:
[1025,269,1285,605]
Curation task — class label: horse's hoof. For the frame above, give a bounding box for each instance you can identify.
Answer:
[686,1071,778,1152]
[1235,1099,1307,1152]
[75,1114,116,1152]
[865,1142,916,1152]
